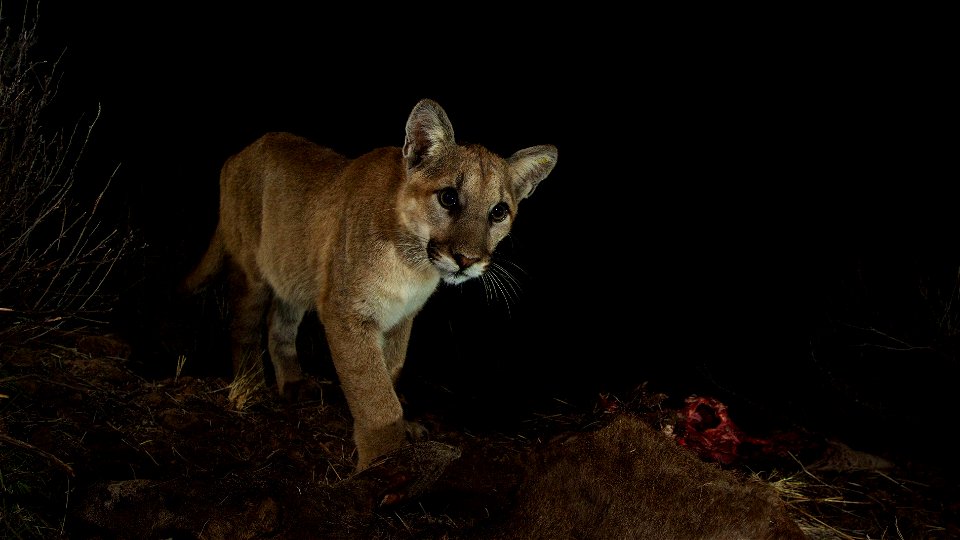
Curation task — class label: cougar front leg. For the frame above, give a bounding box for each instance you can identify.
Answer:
[383,317,427,440]
[325,316,406,471]
[383,317,413,384]
[268,297,306,401]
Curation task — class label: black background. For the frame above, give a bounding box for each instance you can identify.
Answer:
[17,3,955,470]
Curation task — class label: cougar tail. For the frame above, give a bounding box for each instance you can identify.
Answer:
[179,224,226,296]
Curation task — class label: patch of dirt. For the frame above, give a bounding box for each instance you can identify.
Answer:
[1,333,957,539]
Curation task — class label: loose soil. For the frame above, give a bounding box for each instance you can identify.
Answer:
[1,330,957,539]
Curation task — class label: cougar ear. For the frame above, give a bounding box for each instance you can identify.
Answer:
[508,145,557,200]
[403,99,456,169]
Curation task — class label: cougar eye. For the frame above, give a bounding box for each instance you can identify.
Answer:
[489,202,510,223]
[438,187,459,209]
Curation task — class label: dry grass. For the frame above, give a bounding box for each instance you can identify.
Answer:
[762,470,869,540]
[226,351,266,412]
[1,338,955,539]
[575,383,951,540]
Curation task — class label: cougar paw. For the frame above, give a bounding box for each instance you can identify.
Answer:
[405,420,429,441]
[278,377,324,404]
[334,440,462,512]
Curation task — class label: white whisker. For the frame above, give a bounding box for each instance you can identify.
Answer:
[486,271,511,318]
[478,259,529,318]
[497,257,530,278]
[494,263,524,299]
[481,273,495,305]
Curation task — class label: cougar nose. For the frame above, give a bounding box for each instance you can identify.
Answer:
[453,253,480,270]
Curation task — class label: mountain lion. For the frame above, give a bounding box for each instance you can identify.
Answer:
[183,99,557,470]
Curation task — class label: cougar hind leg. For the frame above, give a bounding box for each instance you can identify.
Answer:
[268,296,308,401]
[226,265,271,394]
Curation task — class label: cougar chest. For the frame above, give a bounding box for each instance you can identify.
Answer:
[369,249,440,331]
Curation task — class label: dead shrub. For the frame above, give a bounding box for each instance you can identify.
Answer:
[0,2,135,341]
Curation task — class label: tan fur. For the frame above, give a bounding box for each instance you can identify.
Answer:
[184,99,557,470]
[496,414,808,540]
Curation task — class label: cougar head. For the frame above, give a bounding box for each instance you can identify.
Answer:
[399,98,557,285]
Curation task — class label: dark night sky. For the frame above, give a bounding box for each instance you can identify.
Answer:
[17,4,955,468]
